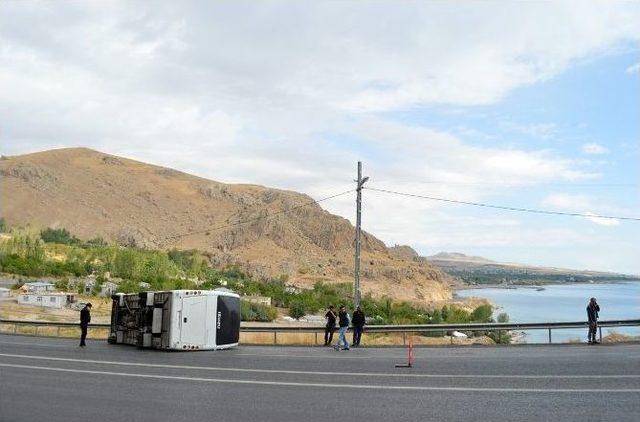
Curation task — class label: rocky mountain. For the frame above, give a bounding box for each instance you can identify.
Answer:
[388,245,420,261]
[0,148,451,303]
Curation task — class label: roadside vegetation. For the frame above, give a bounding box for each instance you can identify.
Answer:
[0,224,508,337]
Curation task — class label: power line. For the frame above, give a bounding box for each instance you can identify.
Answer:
[161,188,355,243]
[365,186,640,222]
[372,179,639,189]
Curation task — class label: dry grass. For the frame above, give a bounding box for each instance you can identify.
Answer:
[602,331,640,343]
[0,297,111,323]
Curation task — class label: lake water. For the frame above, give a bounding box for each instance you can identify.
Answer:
[456,282,640,343]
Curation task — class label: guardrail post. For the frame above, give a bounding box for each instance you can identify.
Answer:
[273,331,277,345]
[13,324,17,334]
[315,332,318,345]
[34,325,38,336]
[57,326,61,337]
[402,332,406,346]
[496,330,501,344]
[548,328,552,344]
[599,326,602,343]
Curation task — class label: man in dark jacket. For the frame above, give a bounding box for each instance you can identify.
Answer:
[587,297,600,344]
[352,306,365,346]
[80,303,92,347]
[324,305,337,346]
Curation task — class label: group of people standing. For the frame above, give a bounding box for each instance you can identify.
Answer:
[324,304,365,350]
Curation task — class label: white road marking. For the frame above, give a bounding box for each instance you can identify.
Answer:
[0,339,76,349]
[1,363,639,393]
[0,353,638,379]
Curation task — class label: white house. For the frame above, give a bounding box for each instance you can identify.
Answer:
[21,281,55,293]
[100,281,118,296]
[17,292,75,309]
[69,274,121,297]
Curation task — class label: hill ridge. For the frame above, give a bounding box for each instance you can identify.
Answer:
[0,147,451,304]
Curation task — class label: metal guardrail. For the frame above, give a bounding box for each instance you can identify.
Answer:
[1,318,639,344]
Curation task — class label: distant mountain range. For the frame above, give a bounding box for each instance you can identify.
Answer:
[425,252,640,285]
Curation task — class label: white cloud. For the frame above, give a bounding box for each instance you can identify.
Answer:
[582,143,609,155]
[542,193,596,210]
[584,213,620,226]
[625,62,640,74]
[1,1,638,271]
[541,193,624,227]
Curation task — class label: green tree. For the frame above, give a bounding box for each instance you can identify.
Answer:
[40,228,80,245]
[76,281,86,295]
[54,278,69,291]
[289,301,306,320]
[497,312,509,323]
[471,304,493,322]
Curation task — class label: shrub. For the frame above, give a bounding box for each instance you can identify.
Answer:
[289,301,306,320]
[85,237,108,247]
[40,228,80,245]
[54,278,69,291]
[76,281,86,295]
[471,304,493,322]
[241,301,278,322]
[116,279,140,293]
[497,312,509,323]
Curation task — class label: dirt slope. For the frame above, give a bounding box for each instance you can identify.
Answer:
[0,148,451,304]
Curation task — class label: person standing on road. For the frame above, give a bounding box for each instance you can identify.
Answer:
[324,305,337,346]
[335,305,350,351]
[587,297,600,344]
[79,302,92,347]
[352,306,365,347]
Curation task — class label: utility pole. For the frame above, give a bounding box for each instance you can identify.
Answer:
[354,161,369,309]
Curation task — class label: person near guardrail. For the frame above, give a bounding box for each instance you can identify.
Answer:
[79,302,92,347]
[352,306,365,347]
[587,297,600,344]
[335,305,350,351]
[324,305,337,346]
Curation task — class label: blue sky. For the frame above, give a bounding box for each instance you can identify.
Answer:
[1,1,639,273]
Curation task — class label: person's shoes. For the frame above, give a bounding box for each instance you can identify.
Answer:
[343,347,350,351]
[593,341,601,344]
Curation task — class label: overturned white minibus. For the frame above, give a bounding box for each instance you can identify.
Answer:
[108,289,240,350]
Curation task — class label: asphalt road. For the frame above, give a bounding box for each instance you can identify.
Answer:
[1,335,639,422]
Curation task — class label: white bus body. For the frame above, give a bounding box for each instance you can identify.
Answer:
[109,289,240,350]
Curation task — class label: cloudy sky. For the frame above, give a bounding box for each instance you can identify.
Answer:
[1,1,639,273]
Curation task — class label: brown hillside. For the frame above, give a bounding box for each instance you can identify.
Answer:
[0,148,451,304]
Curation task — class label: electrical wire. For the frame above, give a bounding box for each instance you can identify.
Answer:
[161,188,355,242]
[365,186,640,222]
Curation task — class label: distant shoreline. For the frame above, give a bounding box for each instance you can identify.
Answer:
[453,279,640,292]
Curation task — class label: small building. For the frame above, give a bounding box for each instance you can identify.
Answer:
[242,295,272,306]
[17,292,75,309]
[21,281,55,293]
[84,279,119,296]
[0,287,11,299]
[100,281,119,297]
